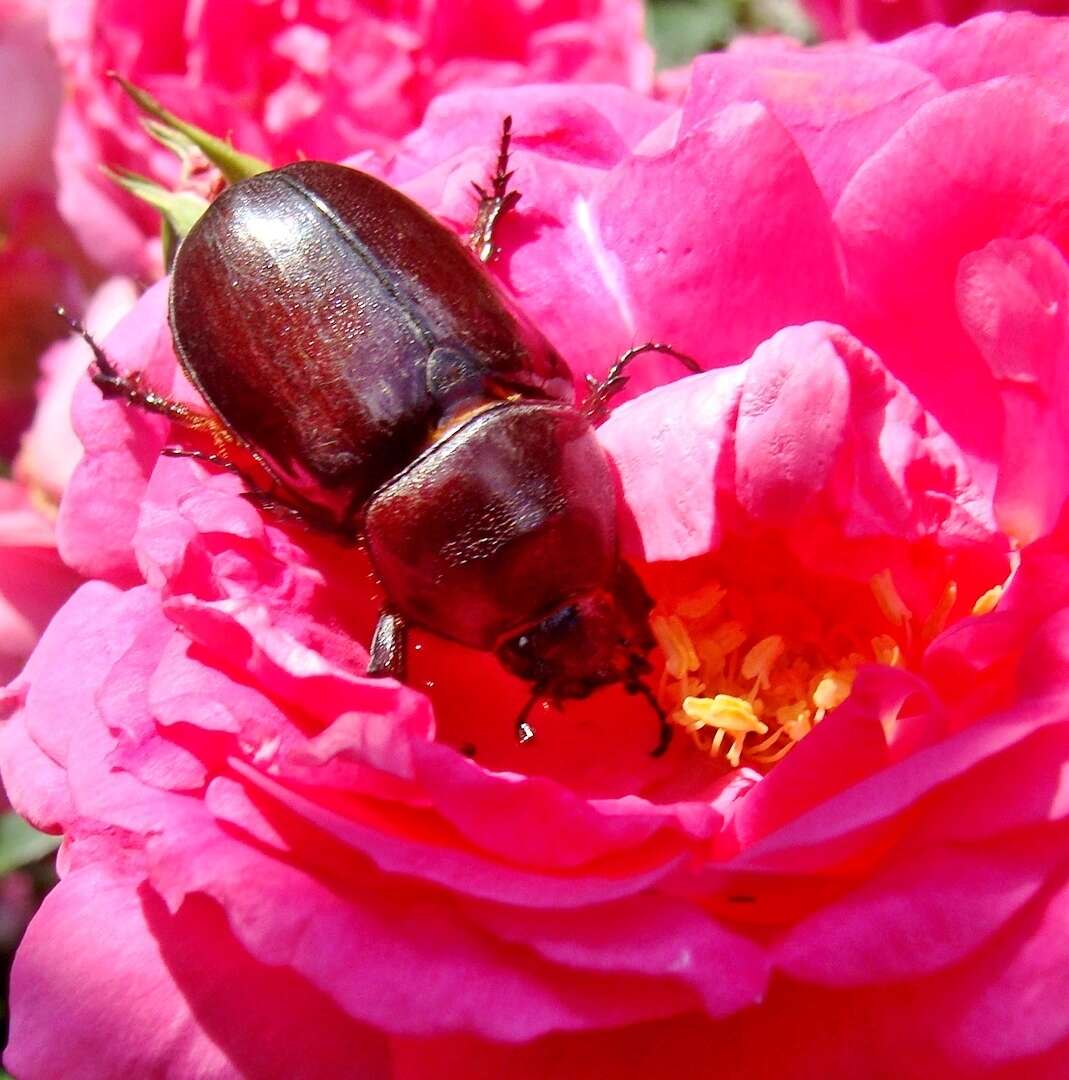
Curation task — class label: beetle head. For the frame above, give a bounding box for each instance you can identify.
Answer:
[495,569,654,701]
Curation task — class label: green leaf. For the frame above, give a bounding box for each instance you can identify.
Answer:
[0,812,59,876]
[111,74,269,183]
[103,167,210,243]
[647,0,740,67]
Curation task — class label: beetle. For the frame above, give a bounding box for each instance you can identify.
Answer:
[79,119,698,753]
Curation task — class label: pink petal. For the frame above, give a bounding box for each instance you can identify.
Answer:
[940,873,1069,1065]
[144,799,699,1039]
[220,760,684,908]
[835,77,1069,465]
[776,841,1055,985]
[879,12,1069,92]
[680,49,941,208]
[0,485,82,684]
[592,102,846,397]
[6,864,390,1079]
[412,740,710,869]
[957,235,1069,543]
[466,892,769,1017]
[597,365,743,562]
[57,280,180,585]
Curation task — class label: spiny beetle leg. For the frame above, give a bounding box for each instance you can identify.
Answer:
[583,342,702,422]
[513,682,548,746]
[238,486,359,542]
[62,307,358,544]
[161,446,259,485]
[368,609,408,679]
[627,679,674,757]
[469,115,521,264]
[57,306,231,441]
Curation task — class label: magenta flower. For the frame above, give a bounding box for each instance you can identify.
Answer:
[0,2,88,685]
[5,13,1069,1077]
[804,0,1069,42]
[0,481,81,686]
[48,0,653,277]
[0,2,80,458]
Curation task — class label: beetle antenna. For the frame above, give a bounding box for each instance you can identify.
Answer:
[584,342,701,421]
[54,306,117,377]
[627,679,673,757]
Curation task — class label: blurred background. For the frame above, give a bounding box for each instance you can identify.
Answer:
[648,0,814,63]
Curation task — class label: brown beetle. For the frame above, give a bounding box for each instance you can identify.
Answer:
[81,121,698,752]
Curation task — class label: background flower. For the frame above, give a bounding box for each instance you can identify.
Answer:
[802,0,1069,42]
[0,2,84,459]
[0,0,91,721]
[48,0,654,278]
[5,10,1069,1079]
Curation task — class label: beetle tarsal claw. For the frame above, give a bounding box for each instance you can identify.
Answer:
[627,679,674,757]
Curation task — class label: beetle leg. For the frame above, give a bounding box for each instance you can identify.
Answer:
[627,679,674,757]
[513,683,549,745]
[161,446,259,483]
[57,307,229,438]
[367,609,408,679]
[160,442,354,541]
[469,115,521,263]
[583,342,702,422]
[236,487,359,543]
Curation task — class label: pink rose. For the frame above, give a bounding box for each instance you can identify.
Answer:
[48,0,653,278]
[0,482,81,685]
[0,2,89,693]
[0,3,82,459]
[804,0,1069,42]
[0,1,59,198]
[6,13,1069,1077]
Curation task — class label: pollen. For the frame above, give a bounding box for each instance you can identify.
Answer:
[681,695,767,768]
[654,560,1003,771]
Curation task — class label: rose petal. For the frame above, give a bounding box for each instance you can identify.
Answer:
[835,77,1069,465]
[6,863,390,1080]
[680,49,941,208]
[957,235,1069,544]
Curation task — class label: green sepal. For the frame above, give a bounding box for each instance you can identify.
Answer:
[161,216,179,272]
[111,73,269,182]
[103,166,210,244]
[0,812,60,876]
[142,117,204,170]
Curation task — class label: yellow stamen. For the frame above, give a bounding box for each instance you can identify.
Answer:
[812,669,854,710]
[656,563,1000,771]
[682,695,767,767]
[651,614,700,679]
[712,621,747,656]
[922,579,958,642]
[741,635,785,691]
[972,585,1003,616]
[870,569,912,627]
[675,584,726,620]
[871,634,902,667]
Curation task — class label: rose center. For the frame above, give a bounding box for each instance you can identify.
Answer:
[650,550,1006,770]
